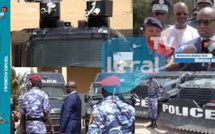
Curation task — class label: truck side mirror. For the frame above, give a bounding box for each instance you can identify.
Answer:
[84,94,89,103]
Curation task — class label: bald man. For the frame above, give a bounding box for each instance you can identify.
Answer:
[162,2,199,49]
[162,2,199,71]
[59,81,82,134]
[180,7,215,71]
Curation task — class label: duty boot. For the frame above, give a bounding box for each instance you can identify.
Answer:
[146,119,153,128]
[151,119,157,129]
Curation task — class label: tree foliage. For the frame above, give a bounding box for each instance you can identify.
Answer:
[11,67,27,96]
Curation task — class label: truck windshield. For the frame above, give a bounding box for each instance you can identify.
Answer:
[42,87,65,97]
[28,38,105,67]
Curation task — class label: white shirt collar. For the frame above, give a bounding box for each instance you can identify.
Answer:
[201,34,215,41]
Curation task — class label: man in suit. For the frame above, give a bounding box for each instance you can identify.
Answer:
[179,7,215,71]
[59,81,82,134]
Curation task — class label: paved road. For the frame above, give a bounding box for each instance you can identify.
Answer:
[81,117,199,134]
[15,118,201,134]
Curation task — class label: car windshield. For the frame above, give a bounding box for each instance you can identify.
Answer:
[42,87,65,97]
[90,84,102,96]
[49,98,64,109]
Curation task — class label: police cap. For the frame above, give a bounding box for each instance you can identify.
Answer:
[151,0,170,13]
[143,17,163,30]
[100,75,121,94]
[29,74,41,82]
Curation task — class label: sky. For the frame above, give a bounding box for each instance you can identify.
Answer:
[13,67,31,76]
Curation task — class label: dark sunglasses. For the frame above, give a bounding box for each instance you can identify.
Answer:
[65,85,75,88]
[154,12,166,16]
[175,12,188,16]
[196,19,215,26]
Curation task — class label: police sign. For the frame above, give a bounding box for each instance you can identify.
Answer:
[162,103,215,120]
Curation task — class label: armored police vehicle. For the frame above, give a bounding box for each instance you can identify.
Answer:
[134,71,184,118]
[158,72,215,134]
[14,0,123,67]
[83,72,136,132]
[24,72,66,133]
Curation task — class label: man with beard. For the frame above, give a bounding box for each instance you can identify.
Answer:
[162,2,199,49]
[161,2,199,71]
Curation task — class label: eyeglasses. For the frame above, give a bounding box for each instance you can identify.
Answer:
[65,85,75,88]
[175,12,188,16]
[154,12,166,16]
[196,19,215,26]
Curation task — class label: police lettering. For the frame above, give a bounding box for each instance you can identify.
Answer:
[162,104,215,120]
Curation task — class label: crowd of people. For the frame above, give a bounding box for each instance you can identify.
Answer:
[140,0,215,71]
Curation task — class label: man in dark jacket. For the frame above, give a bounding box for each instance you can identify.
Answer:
[60,81,82,134]
[178,7,215,71]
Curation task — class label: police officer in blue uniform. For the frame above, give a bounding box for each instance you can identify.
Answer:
[151,0,171,30]
[147,71,160,129]
[59,81,82,134]
[87,75,135,134]
[135,17,174,72]
[20,74,54,134]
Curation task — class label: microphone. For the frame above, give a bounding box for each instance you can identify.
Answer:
[207,40,215,55]
[175,44,197,54]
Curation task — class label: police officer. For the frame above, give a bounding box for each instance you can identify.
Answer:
[196,0,213,11]
[146,71,160,129]
[137,17,174,72]
[59,81,82,134]
[151,0,171,30]
[20,74,54,134]
[87,75,135,133]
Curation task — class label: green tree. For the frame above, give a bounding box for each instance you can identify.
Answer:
[133,0,151,35]
[11,67,27,96]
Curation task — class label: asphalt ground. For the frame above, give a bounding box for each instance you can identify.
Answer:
[80,117,200,134]
[15,117,201,134]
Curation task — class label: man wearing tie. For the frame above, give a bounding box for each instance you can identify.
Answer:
[179,7,215,71]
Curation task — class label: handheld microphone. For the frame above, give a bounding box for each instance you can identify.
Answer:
[175,44,197,54]
[207,40,215,55]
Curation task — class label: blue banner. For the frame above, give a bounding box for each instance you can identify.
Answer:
[0,1,10,133]
[174,54,215,63]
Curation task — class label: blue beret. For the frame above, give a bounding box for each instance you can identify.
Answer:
[151,0,170,13]
[99,74,136,94]
[143,17,163,30]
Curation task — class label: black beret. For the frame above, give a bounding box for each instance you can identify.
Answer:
[143,17,163,30]
[151,0,171,13]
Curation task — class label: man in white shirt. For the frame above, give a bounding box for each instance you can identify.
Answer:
[161,2,199,49]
